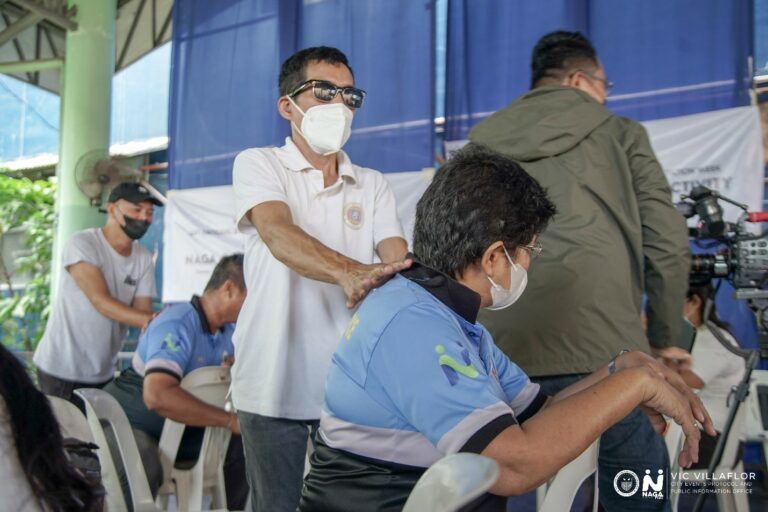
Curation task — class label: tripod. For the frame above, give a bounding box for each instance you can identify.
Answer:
[691,292,768,512]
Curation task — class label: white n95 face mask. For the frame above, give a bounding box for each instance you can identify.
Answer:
[288,97,353,155]
[486,246,528,311]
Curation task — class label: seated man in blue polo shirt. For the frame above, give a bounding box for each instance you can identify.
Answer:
[106,254,248,509]
[299,145,715,512]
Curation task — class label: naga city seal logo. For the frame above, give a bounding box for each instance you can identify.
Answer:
[344,203,364,229]
[614,470,640,497]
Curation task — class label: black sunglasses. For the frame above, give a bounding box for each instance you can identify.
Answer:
[288,80,366,109]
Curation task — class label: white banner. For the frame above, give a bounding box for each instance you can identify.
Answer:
[162,186,244,302]
[161,171,434,302]
[163,106,763,301]
[644,106,764,223]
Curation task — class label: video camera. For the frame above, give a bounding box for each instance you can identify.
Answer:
[676,185,768,355]
[677,185,768,289]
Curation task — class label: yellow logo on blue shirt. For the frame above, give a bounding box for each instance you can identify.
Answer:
[344,314,360,341]
[435,344,478,386]
[164,333,181,353]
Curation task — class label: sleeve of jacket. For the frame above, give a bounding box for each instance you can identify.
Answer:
[626,121,690,348]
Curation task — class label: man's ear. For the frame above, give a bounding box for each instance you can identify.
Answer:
[562,70,580,88]
[222,279,237,298]
[105,202,118,218]
[480,241,505,278]
[277,96,292,121]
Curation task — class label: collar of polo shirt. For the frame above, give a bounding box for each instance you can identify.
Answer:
[278,137,358,183]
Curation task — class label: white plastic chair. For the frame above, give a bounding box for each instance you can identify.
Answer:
[73,388,161,512]
[537,440,600,512]
[47,395,93,442]
[155,366,232,512]
[49,395,132,512]
[666,405,749,512]
[402,453,499,512]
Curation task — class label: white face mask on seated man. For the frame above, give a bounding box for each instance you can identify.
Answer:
[485,245,528,311]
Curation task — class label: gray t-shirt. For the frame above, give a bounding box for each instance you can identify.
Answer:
[34,228,155,382]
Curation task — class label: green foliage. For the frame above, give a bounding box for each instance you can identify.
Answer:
[0,174,55,351]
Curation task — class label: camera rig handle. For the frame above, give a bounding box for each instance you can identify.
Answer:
[747,212,768,223]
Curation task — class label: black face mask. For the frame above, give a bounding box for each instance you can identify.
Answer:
[120,216,150,240]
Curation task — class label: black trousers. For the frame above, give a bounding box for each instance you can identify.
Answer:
[37,367,112,413]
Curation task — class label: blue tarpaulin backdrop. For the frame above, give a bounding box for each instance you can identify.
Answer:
[169,0,754,187]
[168,0,435,189]
[444,0,753,141]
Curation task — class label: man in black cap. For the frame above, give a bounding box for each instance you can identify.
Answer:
[35,182,162,404]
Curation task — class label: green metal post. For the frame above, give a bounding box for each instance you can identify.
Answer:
[51,0,116,297]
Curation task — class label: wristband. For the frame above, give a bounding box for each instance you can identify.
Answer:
[608,349,631,374]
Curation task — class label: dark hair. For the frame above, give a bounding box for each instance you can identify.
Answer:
[531,30,598,88]
[0,345,98,510]
[278,46,353,96]
[413,144,556,277]
[687,283,730,331]
[205,253,245,292]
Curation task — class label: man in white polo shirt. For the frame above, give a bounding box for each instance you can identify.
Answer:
[231,46,409,512]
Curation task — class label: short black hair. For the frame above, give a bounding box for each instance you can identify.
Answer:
[413,144,556,277]
[530,30,598,88]
[205,253,245,292]
[278,46,353,96]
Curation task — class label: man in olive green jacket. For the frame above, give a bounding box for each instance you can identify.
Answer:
[470,31,691,510]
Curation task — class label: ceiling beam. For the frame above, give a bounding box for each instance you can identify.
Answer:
[154,5,170,46]
[117,0,146,69]
[0,10,41,49]
[0,56,61,72]
[14,0,76,32]
[0,2,65,36]
[41,22,56,57]
[1,12,33,81]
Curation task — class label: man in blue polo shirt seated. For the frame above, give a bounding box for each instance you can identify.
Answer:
[106,254,248,509]
[299,145,716,512]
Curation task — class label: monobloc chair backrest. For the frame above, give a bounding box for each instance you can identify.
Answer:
[538,440,600,512]
[402,453,499,512]
[155,366,232,510]
[47,395,93,442]
[74,388,161,512]
[179,365,232,400]
[156,366,231,476]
